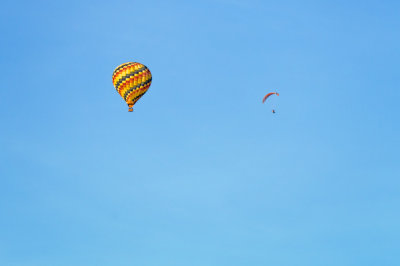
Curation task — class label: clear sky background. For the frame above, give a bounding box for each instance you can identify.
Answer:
[1,0,399,265]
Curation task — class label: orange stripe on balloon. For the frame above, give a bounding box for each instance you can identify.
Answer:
[112,63,139,84]
[126,83,150,105]
[118,70,147,96]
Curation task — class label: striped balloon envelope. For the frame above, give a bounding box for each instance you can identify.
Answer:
[112,62,152,112]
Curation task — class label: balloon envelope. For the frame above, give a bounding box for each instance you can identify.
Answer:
[112,62,152,111]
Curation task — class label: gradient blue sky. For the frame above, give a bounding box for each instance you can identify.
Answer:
[1,0,399,265]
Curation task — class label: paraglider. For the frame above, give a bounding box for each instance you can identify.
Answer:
[262,92,279,103]
[112,62,152,112]
[262,92,279,113]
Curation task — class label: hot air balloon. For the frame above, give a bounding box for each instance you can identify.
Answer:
[112,62,152,112]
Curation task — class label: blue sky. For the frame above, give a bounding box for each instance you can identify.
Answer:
[1,0,399,265]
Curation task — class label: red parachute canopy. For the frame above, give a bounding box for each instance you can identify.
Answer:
[262,92,279,103]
